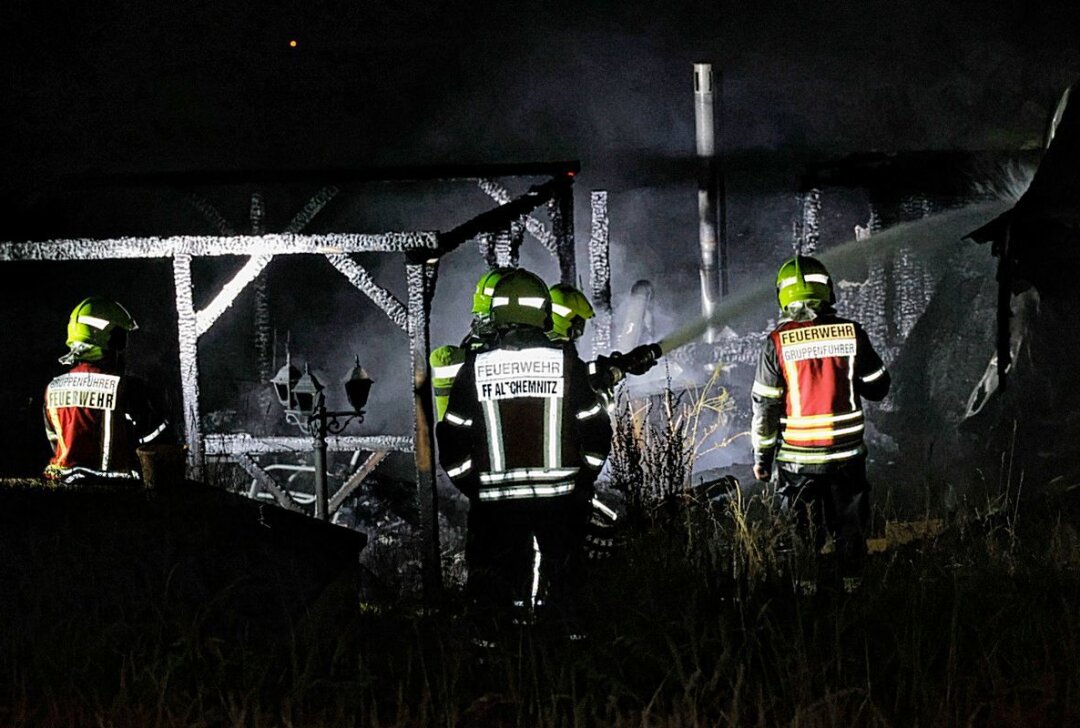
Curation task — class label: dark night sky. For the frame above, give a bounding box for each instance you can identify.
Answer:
[4,0,1079,326]
[4,0,1080,187]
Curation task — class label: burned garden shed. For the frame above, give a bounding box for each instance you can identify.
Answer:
[0,161,617,592]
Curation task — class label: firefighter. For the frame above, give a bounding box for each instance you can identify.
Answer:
[547,281,663,406]
[429,267,512,422]
[547,282,595,348]
[430,344,466,422]
[546,282,624,562]
[437,269,612,632]
[43,297,169,485]
[751,256,890,580]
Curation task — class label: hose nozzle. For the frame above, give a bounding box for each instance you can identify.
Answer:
[588,342,663,395]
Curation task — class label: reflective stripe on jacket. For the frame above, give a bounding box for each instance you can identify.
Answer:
[43,362,168,484]
[436,327,612,502]
[751,312,890,473]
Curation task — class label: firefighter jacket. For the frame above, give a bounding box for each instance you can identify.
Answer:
[751,310,890,473]
[436,326,612,503]
[43,362,169,485]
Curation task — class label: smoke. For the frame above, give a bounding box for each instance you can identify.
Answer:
[657,200,1011,355]
[973,161,1037,204]
[274,180,570,436]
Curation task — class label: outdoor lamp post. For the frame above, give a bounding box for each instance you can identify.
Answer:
[269,355,373,521]
[343,355,374,413]
[271,359,301,419]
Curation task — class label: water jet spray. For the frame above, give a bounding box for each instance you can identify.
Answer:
[653,200,1010,358]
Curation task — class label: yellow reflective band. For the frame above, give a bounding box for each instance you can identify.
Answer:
[444,412,473,427]
[784,358,802,418]
[752,381,784,398]
[804,273,830,285]
[753,434,777,448]
[446,459,473,478]
[777,447,863,463]
[781,410,863,426]
[861,367,887,383]
[48,408,68,463]
[782,423,864,441]
[552,303,573,318]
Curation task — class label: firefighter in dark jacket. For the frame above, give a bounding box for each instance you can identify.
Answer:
[44,297,169,485]
[751,256,890,577]
[437,269,612,628]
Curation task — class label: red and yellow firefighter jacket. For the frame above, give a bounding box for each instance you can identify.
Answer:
[436,327,612,503]
[43,362,168,485]
[751,311,890,473]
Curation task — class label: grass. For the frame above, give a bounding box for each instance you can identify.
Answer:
[2,385,1079,726]
[2,484,1078,726]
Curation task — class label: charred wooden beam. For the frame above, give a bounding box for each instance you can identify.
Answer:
[428,173,576,262]
[59,161,582,190]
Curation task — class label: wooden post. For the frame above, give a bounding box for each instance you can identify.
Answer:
[407,259,441,599]
[172,253,204,477]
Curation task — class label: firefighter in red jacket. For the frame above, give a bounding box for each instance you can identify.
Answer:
[437,269,612,630]
[44,297,169,485]
[752,256,890,577]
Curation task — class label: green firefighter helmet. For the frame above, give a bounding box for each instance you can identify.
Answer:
[489,269,552,330]
[62,296,138,364]
[775,256,835,314]
[548,283,595,341]
[472,267,514,320]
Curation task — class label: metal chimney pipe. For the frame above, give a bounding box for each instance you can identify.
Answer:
[694,63,722,342]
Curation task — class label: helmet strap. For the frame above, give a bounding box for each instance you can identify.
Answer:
[59,341,95,366]
[570,319,586,341]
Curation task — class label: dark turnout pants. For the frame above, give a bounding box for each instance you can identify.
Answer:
[465,492,588,624]
[777,457,870,577]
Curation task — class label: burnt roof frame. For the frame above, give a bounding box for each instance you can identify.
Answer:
[1,160,591,598]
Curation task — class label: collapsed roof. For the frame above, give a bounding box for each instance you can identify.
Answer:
[968,81,1080,293]
[966,80,1080,386]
